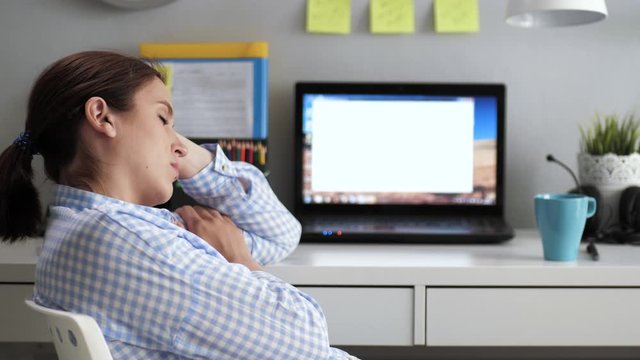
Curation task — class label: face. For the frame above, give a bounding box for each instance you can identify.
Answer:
[113,77,186,206]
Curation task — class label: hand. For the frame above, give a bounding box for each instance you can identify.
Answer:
[175,205,262,271]
[176,133,214,179]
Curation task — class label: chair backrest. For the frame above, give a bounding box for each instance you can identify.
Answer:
[24,300,113,360]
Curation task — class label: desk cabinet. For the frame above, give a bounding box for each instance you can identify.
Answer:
[426,288,640,346]
[299,286,640,347]
[299,287,414,346]
[266,230,640,349]
[0,285,48,342]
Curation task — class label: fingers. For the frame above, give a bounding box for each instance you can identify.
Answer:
[175,206,225,230]
[220,214,236,226]
[175,206,200,230]
[193,206,223,220]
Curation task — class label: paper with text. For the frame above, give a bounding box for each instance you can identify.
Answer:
[166,61,254,138]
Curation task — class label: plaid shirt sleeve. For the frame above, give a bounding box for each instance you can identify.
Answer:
[175,259,334,359]
[178,144,302,265]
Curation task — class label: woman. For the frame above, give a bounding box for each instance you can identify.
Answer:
[0,51,354,359]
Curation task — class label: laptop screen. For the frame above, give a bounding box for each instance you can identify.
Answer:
[295,82,506,214]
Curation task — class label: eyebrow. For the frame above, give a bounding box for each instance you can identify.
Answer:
[158,100,174,116]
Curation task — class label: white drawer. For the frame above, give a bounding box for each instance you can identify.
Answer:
[299,287,414,346]
[426,288,640,346]
[0,285,50,342]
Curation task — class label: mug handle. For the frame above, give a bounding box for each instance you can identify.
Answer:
[586,197,597,218]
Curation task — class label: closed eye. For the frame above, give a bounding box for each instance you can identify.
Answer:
[159,115,168,125]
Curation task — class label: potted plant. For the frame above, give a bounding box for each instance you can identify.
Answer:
[578,113,640,230]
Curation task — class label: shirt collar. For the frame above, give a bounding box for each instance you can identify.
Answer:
[52,184,178,224]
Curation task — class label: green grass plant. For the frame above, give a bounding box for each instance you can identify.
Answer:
[580,113,640,155]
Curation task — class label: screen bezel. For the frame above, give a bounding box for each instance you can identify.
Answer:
[294,82,507,217]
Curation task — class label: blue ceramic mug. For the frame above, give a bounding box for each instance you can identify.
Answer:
[534,193,597,261]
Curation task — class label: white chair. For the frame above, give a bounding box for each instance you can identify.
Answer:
[24,300,113,360]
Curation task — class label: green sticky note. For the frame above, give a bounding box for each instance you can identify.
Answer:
[155,63,173,91]
[307,0,351,34]
[434,0,479,33]
[370,0,415,34]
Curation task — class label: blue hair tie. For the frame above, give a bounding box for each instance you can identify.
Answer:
[13,131,38,155]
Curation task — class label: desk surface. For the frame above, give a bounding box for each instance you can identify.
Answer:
[266,229,640,286]
[2,229,640,286]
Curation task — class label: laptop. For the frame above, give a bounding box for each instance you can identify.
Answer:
[294,82,514,243]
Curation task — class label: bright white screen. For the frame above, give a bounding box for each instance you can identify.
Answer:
[310,98,474,193]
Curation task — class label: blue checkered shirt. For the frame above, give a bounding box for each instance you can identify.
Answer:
[34,144,352,359]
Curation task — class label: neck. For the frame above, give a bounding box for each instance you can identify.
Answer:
[60,162,143,205]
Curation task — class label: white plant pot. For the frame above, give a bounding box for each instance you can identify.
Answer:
[577,153,640,229]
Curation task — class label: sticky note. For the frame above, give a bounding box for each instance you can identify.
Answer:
[434,0,479,33]
[307,0,351,34]
[370,0,415,34]
[154,63,173,90]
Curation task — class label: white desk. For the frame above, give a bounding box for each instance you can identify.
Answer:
[266,229,640,347]
[2,229,640,348]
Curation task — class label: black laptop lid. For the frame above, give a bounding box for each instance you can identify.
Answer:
[294,82,507,218]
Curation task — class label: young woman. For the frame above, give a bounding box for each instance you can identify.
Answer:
[0,51,354,359]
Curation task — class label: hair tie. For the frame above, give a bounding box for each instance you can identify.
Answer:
[13,131,38,155]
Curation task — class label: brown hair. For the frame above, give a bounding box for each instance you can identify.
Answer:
[0,51,163,242]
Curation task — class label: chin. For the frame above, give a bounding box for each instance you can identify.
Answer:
[147,184,174,207]
[158,186,174,205]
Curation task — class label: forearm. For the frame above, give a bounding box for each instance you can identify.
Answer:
[176,264,332,359]
[178,144,301,264]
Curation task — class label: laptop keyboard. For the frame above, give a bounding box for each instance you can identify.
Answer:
[306,216,505,233]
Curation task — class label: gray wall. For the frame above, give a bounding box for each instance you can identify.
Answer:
[2,0,639,228]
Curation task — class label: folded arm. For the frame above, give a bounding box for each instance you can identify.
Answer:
[175,135,301,265]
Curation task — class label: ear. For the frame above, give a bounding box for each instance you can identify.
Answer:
[84,97,117,138]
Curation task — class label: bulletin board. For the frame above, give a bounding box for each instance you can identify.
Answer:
[140,42,269,173]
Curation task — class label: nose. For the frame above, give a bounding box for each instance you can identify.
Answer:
[172,134,188,158]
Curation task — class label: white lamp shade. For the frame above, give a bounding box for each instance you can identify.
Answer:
[506,0,608,28]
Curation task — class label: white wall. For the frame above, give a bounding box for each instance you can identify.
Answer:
[1,0,639,228]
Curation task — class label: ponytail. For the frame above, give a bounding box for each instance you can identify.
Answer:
[0,142,42,243]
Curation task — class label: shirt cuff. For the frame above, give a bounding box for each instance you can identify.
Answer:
[178,144,238,193]
[209,143,237,177]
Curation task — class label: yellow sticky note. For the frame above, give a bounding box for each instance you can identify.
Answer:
[307,0,351,34]
[434,0,479,33]
[154,63,173,91]
[371,0,415,34]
